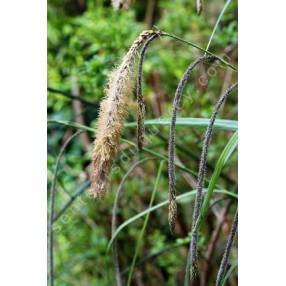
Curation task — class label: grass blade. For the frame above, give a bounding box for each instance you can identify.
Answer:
[205,0,233,53]
[125,117,237,131]
[194,130,238,232]
[49,118,237,132]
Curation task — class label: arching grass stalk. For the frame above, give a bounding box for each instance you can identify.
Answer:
[111,158,155,286]
[126,161,164,286]
[137,33,160,150]
[216,209,238,286]
[186,83,238,285]
[168,55,216,233]
[160,32,237,71]
[48,130,83,286]
[52,180,90,223]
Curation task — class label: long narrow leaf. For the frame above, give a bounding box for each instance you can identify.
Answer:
[48,118,237,132]
[205,0,233,52]
[125,118,237,131]
[194,131,238,232]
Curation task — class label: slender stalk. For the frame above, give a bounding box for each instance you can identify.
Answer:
[112,158,155,286]
[187,83,237,285]
[48,130,83,286]
[52,180,90,223]
[160,32,237,71]
[126,161,164,286]
[216,209,238,286]
[205,0,233,53]
[168,55,216,233]
[137,33,160,150]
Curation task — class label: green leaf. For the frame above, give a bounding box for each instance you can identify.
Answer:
[48,117,237,132]
[125,117,237,131]
[194,131,238,231]
[205,0,233,52]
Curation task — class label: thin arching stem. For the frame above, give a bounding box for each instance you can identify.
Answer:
[52,180,90,223]
[168,55,216,233]
[205,0,232,53]
[112,158,156,286]
[216,209,238,286]
[186,83,238,285]
[160,32,237,71]
[137,33,160,150]
[48,130,83,286]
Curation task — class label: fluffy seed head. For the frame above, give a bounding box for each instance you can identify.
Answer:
[90,30,160,198]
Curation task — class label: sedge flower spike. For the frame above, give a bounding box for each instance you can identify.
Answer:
[90,30,160,198]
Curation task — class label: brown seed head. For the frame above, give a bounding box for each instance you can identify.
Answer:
[90,30,160,198]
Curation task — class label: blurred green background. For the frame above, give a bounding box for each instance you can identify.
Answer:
[48,0,237,285]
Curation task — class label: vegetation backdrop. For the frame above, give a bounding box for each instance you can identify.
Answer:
[48,0,238,285]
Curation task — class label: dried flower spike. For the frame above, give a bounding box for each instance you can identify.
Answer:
[90,30,160,198]
[168,55,216,232]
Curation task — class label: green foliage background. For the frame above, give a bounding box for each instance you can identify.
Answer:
[48,0,238,285]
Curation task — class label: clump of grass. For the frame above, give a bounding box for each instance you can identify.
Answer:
[90,30,160,198]
[216,209,238,286]
[168,55,216,232]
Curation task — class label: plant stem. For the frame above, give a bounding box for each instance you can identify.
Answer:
[48,131,83,286]
[205,0,233,53]
[161,32,237,71]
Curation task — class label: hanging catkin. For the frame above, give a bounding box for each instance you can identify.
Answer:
[90,30,160,198]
